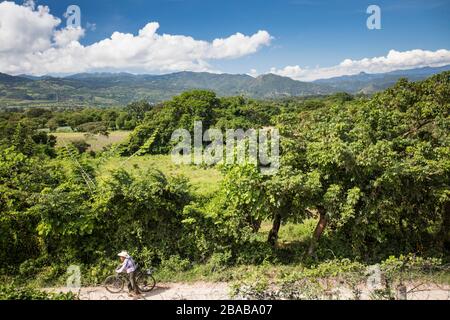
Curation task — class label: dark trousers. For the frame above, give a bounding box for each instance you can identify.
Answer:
[128,272,140,294]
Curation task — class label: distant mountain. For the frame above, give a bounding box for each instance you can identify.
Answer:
[0,73,31,84]
[0,71,335,107]
[249,74,332,97]
[0,65,448,107]
[16,74,53,81]
[313,65,450,93]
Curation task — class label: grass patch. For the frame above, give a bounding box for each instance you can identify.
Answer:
[52,131,131,152]
[99,154,222,196]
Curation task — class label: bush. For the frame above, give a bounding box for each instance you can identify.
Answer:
[0,285,77,300]
[70,140,91,154]
[235,240,276,265]
[160,255,191,273]
[206,251,233,272]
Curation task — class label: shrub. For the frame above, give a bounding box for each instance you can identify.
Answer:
[160,255,191,273]
[0,285,77,300]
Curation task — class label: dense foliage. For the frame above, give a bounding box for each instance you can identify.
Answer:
[0,284,77,300]
[269,72,449,258]
[0,72,448,285]
[0,104,145,135]
[123,91,282,155]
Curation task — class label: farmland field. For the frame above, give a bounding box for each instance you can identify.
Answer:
[52,131,131,152]
[52,131,222,195]
[99,154,223,196]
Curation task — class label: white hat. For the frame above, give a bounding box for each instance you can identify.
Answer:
[117,251,129,258]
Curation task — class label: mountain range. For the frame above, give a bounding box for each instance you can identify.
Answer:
[1,65,449,107]
[313,65,450,94]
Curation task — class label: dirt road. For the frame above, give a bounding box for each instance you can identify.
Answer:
[47,281,450,300]
[49,282,231,300]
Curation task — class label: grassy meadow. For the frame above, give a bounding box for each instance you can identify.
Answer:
[52,131,131,152]
[99,154,223,197]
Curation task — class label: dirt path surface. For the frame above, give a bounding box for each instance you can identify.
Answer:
[48,282,231,300]
[47,282,450,300]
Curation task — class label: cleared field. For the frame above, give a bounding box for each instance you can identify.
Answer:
[100,154,223,196]
[51,131,221,196]
[52,131,131,152]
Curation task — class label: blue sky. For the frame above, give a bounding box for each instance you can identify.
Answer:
[2,0,450,79]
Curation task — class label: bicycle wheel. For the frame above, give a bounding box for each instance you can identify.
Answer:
[104,275,125,293]
[136,273,156,292]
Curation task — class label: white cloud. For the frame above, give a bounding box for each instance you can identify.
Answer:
[248,69,259,77]
[0,1,59,55]
[53,27,85,47]
[271,49,450,81]
[0,1,272,75]
[209,31,272,59]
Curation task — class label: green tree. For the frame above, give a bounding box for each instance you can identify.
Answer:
[277,72,450,257]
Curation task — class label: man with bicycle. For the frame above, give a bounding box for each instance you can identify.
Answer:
[116,251,141,296]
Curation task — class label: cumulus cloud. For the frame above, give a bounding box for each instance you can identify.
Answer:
[53,27,85,47]
[0,2,59,55]
[0,1,272,75]
[270,49,450,81]
[209,31,272,59]
[248,69,259,77]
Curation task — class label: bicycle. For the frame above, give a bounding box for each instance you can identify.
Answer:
[104,265,156,294]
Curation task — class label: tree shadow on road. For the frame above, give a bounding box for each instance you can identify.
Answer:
[138,285,170,300]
